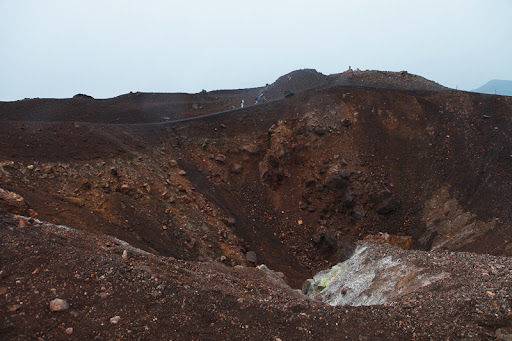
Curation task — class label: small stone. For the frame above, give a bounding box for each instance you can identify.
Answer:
[341,118,353,127]
[0,287,7,295]
[302,279,314,295]
[375,191,399,214]
[122,250,132,260]
[339,169,351,179]
[353,205,366,219]
[242,144,259,154]
[110,315,121,324]
[169,160,178,167]
[231,163,243,174]
[162,190,171,199]
[178,170,187,176]
[246,251,257,264]
[215,154,226,163]
[65,327,73,335]
[224,217,236,225]
[8,304,21,312]
[49,298,69,312]
[27,165,34,170]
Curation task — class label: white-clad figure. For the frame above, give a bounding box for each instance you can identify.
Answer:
[241,100,244,108]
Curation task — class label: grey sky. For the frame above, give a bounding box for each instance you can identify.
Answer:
[1,0,511,101]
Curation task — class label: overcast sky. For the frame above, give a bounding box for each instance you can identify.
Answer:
[1,0,511,101]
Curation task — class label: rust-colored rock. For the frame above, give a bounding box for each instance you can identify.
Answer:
[363,233,413,250]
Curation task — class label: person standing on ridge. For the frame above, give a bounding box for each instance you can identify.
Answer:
[241,99,244,108]
[255,96,259,104]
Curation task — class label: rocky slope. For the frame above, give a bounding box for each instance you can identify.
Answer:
[2,211,512,340]
[1,69,512,339]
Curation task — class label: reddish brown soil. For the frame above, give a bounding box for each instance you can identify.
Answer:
[2,212,512,340]
[1,69,512,339]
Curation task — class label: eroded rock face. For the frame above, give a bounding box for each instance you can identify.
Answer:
[0,188,30,216]
[421,187,497,250]
[303,242,446,306]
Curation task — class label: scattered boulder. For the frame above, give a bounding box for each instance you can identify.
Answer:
[110,316,121,324]
[324,168,349,191]
[312,125,327,136]
[259,154,286,189]
[503,244,512,257]
[0,188,30,216]
[246,251,257,264]
[312,227,337,251]
[162,190,171,199]
[49,298,69,312]
[343,193,355,207]
[302,279,314,295]
[375,191,399,214]
[341,118,353,127]
[339,169,351,179]
[284,90,295,98]
[122,249,133,260]
[257,264,287,286]
[231,163,243,174]
[242,145,259,154]
[223,217,236,226]
[215,154,226,163]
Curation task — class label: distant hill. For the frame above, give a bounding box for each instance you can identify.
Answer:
[472,80,512,96]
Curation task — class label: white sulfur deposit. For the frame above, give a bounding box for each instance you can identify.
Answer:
[303,243,446,306]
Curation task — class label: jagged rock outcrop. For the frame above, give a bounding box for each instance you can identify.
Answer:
[303,242,446,306]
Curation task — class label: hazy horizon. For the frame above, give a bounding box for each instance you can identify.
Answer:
[1,0,511,101]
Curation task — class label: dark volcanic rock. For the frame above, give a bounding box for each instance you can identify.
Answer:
[375,191,399,214]
[246,251,257,264]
